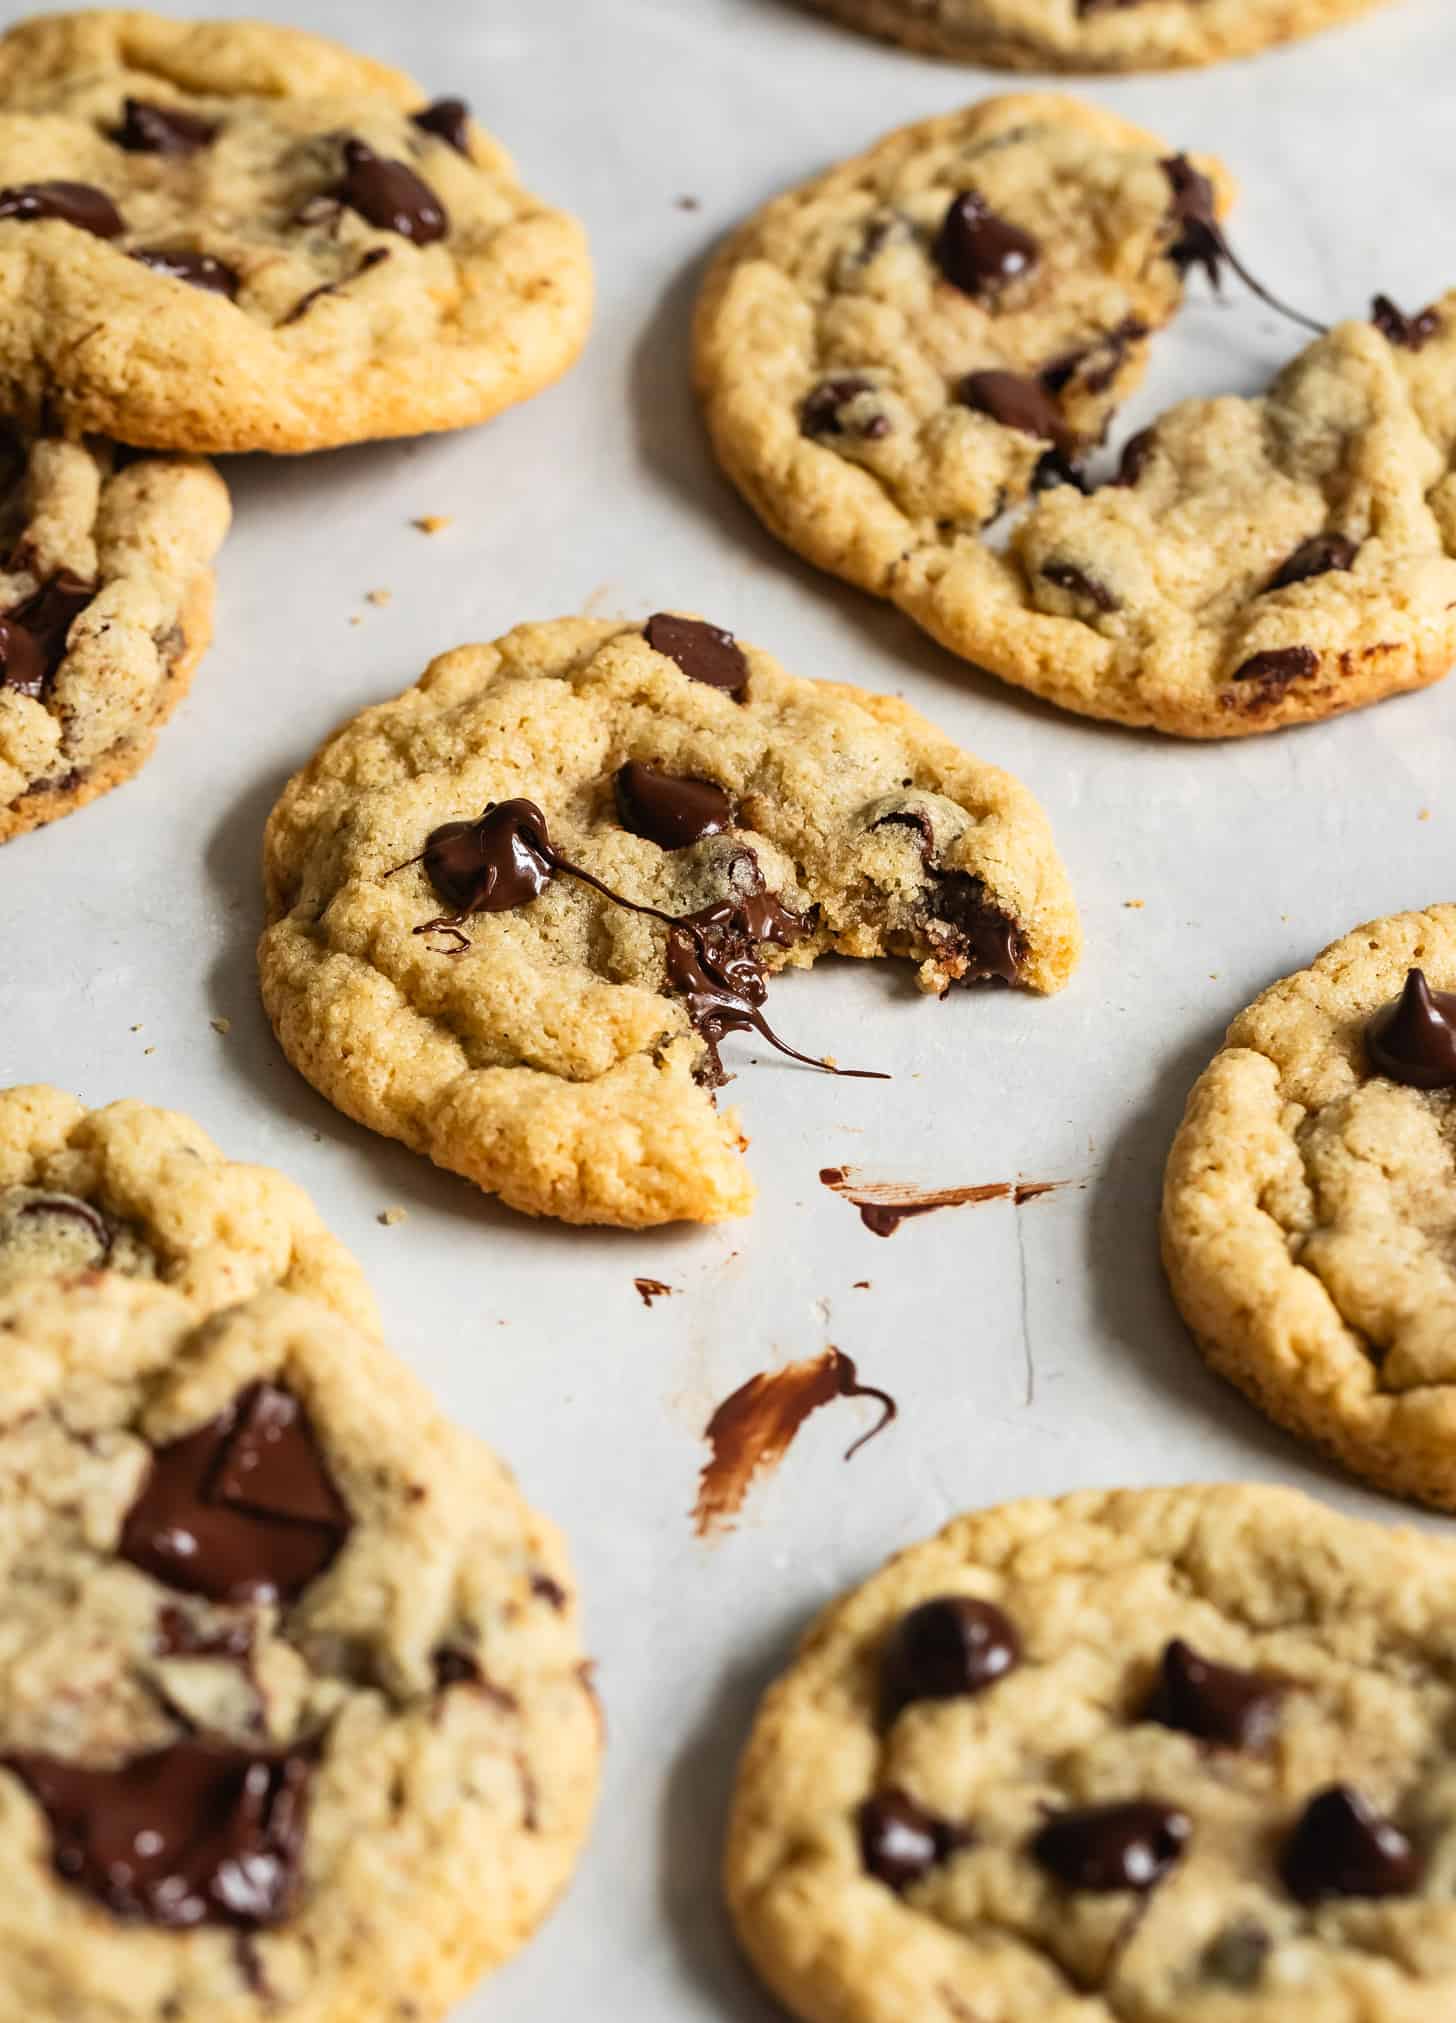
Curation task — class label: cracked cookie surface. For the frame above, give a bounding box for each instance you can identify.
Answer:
[0,431,228,839]
[0,1273,598,2022]
[258,615,1080,1229]
[727,1483,1456,2023]
[0,1085,377,1331]
[1163,905,1456,1509]
[0,11,592,452]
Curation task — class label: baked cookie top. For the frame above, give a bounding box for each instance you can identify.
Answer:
[727,1483,1456,2023]
[694,94,1233,600]
[0,1274,599,2022]
[0,11,592,452]
[1162,904,1456,1511]
[803,0,1394,74]
[906,296,1456,736]
[0,1085,377,1332]
[0,430,228,840]
[258,614,1080,1229]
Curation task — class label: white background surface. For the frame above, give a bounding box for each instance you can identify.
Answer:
[6,0,1456,2012]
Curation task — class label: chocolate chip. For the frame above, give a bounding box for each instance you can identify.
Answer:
[1145,1639,1284,1750]
[1366,968,1456,1089]
[1371,293,1440,351]
[799,376,890,441]
[643,613,749,695]
[4,1740,314,1929]
[615,762,733,850]
[0,181,123,239]
[958,371,1071,452]
[411,98,472,156]
[857,1789,964,1892]
[0,571,95,700]
[131,248,240,298]
[1267,532,1357,592]
[1115,428,1158,487]
[113,98,217,155]
[119,1383,351,1606]
[1031,1802,1191,1893]
[1230,645,1318,688]
[926,876,1027,987]
[0,615,48,699]
[1201,1919,1271,1989]
[881,1596,1020,1715]
[432,1648,482,1689]
[932,191,1038,299]
[1280,1786,1421,1904]
[531,1573,567,1610]
[1040,562,1118,612]
[338,139,447,244]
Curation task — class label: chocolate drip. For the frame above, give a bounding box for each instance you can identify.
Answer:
[1366,968,1456,1088]
[932,191,1038,299]
[1371,294,1440,351]
[114,98,217,155]
[338,139,447,244]
[0,180,124,238]
[412,98,472,155]
[1161,157,1325,336]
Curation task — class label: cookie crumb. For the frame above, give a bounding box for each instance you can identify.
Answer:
[348,614,363,627]
[1420,808,1432,821]
[1124,899,1144,910]
[412,514,452,536]
[365,588,392,607]
[143,1045,156,1056]
[210,1017,231,1036]
[675,195,700,211]
[130,1023,142,1033]
[378,1206,408,1227]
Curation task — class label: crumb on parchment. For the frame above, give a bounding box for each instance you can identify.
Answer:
[378,1206,408,1227]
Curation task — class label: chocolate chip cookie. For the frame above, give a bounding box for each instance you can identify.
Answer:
[0,12,592,452]
[0,1271,599,2021]
[1163,905,1456,1510]
[258,614,1080,1229]
[0,430,228,840]
[695,94,1233,615]
[0,1085,377,1332]
[803,0,1394,73]
[727,1482,1456,2023]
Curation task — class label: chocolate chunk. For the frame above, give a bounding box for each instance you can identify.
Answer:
[1041,562,1118,612]
[643,613,749,695]
[1267,532,1357,592]
[615,762,732,850]
[0,180,123,239]
[1115,428,1158,488]
[1201,1919,1271,1989]
[414,800,556,925]
[1371,294,1440,351]
[4,1739,314,1929]
[958,370,1071,452]
[882,1596,1020,1715]
[1145,1639,1283,1750]
[131,247,240,298]
[1280,1785,1421,1904]
[119,1383,350,1606]
[0,616,50,700]
[1230,645,1318,689]
[0,571,96,700]
[1031,1802,1191,1892]
[432,1647,482,1689]
[338,139,447,244]
[113,98,217,155]
[1366,968,1456,1089]
[799,375,890,441]
[932,191,1038,299]
[857,1789,963,1892]
[411,98,472,155]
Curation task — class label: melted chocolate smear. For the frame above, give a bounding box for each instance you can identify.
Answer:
[615,761,733,850]
[1145,1639,1284,1750]
[633,1276,674,1308]
[858,1788,965,1892]
[338,139,447,244]
[1366,968,1456,1089]
[692,1347,896,1537]
[1161,157,1326,337]
[932,191,1038,299]
[800,375,890,441]
[412,98,472,155]
[818,1166,1068,1237]
[1267,532,1357,592]
[1230,645,1318,690]
[882,1597,1020,1718]
[1032,1801,1191,1893]
[1372,294,1440,351]
[0,180,124,238]
[119,1383,351,1606]
[131,247,240,298]
[114,98,217,155]
[1281,1785,1422,1903]
[17,1192,113,1257]
[643,612,749,695]
[959,369,1072,453]
[155,1605,255,1663]
[0,571,96,700]
[4,1739,315,1929]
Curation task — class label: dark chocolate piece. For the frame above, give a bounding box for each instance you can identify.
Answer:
[1280,1785,1421,1904]
[1267,532,1357,592]
[1230,646,1318,689]
[799,375,890,442]
[1371,294,1440,351]
[857,1789,964,1892]
[338,139,447,244]
[1031,1801,1191,1892]
[1145,1639,1283,1750]
[0,180,124,238]
[882,1596,1020,1716]
[131,247,240,298]
[0,615,46,698]
[0,571,96,700]
[1115,427,1157,487]
[871,811,1027,987]
[1040,562,1118,612]
[113,98,217,155]
[614,762,732,850]
[643,612,749,695]
[932,191,1038,299]
[411,98,472,156]
[958,369,1071,451]
[1366,968,1456,1089]
[1161,156,1325,336]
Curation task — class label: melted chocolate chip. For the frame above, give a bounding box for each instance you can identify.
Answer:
[615,762,732,850]
[1032,1802,1191,1892]
[0,571,96,699]
[1161,156,1325,337]
[1267,532,1357,592]
[927,876,1027,987]
[1115,428,1158,488]
[0,616,50,699]
[1230,645,1318,689]
[857,1789,964,1892]
[411,98,472,155]
[131,247,240,298]
[113,98,217,155]
[799,375,890,441]
[0,180,123,239]
[4,1740,313,1929]
[1041,562,1118,612]
[338,139,447,244]
[958,370,1072,453]
[410,800,555,930]
[119,1383,350,1606]
[882,1597,1020,1716]
[1145,1639,1284,1750]
[1366,968,1456,1088]
[932,191,1038,299]
[643,613,749,695]
[1372,294,1440,351]
[1280,1786,1421,1904]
